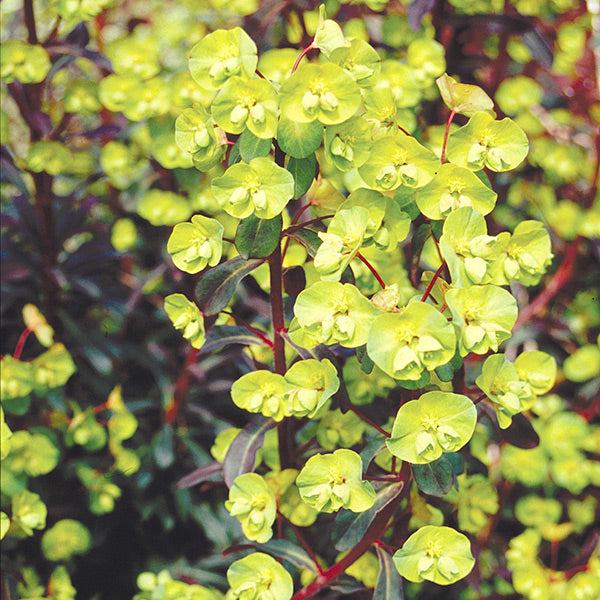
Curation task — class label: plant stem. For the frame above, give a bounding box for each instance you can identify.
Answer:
[221,310,274,348]
[337,395,390,438]
[356,252,386,289]
[165,347,200,425]
[280,513,325,575]
[23,0,38,44]
[421,262,445,302]
[440,108,457,164]
[270,244,294,469]
[13,327,33,360]
[292,42,314,73]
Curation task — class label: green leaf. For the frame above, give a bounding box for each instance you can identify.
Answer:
[239,128,273,162]
[223,416,277,487]
[374,545,405,600]
[235,214,282,259]
[277,117,324,159]
[333,483,404,551]
[287,154,317,199]
[195,256,265,315]
[412,455,454,497]
[436,74,495,117]
[360,436,387,476]
[259,539,320,573]
[202,325,269,354]
[288,228,322,257]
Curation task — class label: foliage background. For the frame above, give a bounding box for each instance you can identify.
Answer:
[1,0,599,599]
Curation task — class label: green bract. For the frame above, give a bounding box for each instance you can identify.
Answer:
[296,448,375,513]
[386,391,477,464]
[164,294,205,349]
[317,409,364,450]
[278,63,361,125]
[189,28,258,90]
[0,40,50,84]
[231,370,287,420]
[175,107,226,170]
[476,354,535,428]
[445,285,518,356]
[284,359,339,418]
[11,490,47,536]
[436,73,494,117]
[492,221,553,287]
[439,207,498,286]
[4,430,60,476]
[314,207,369,281]
[227,552,293,600]
[367,303,456,381]
[31,344,76,395]
[291,282,380,348]
[211,76,277,139]
[324,116,372,171]
[446,111,529,172]
[225,473,276,543]
[42,519,91,561]
[358,134,438,191]
[211,157,294,219]
[167,215,224,274]
[393,525,475,584]
[415,163,498,220]
[514,351,557,395]
[329,38,381,87]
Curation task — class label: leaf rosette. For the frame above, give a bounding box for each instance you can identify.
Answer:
[211,157,294,219]
[296,449,375,513]
[446,111,529,172]
[284,359,340,418]
[211,76,278,139]
[393,525,475,584]
[227,552,293,600]
[231,370,287,421]
[164,294,205,349]
[415,163,497,220]
[225,473,276,543]
[366,302,456,382]
[358,134,439,192]
[167,215,224,274]
[278,62,361,125]
[290,282,380,348]
[386,391,477,464]
[189,27,258,90]
[445,285,518,356]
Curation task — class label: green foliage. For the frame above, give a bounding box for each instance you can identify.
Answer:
[2,1,598,599]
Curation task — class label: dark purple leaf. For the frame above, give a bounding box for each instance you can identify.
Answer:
[223,416,277,487]
[407,0,436,32]
[176,461,223,489]
[374,545,404,600]
[499,413,540,449]
[201,325,268,354]
[412,455,453,497]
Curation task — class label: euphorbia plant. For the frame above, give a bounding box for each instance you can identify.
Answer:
[158,8,559,599]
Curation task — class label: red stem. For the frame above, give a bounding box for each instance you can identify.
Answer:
[280,513,325,575]
[221,310,274,348]
[23,0,38,44]
[337,394,390,438]
[164,347,200,425]
[356,253,386,289]
[13,327,33,360]
[440,108,457,164]
[421,263,445,302]
[292,42,314,73]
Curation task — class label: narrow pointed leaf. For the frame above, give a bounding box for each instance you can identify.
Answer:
[235,214,282,259]
[259,539,320,573]
[411,455,453,497]
[333,483,404,551]
[288,228,322,257]
[201,325,268,354]
[176,461,223,489]
[223,416,277,487]
[287,154,317,199]
[195,256,265,315]
[374,545,404,600]
[360,436,388,477]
